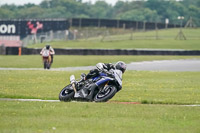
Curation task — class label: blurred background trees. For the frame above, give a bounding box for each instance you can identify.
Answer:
[0,0,199,26]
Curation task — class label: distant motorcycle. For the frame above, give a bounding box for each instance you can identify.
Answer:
[41,50,52,69]
[59,69,122,102]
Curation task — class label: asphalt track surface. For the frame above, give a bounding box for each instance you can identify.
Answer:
[0,59,200,71]
[128,59,200,72]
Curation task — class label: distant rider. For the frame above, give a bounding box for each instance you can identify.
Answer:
[40,44,55,63]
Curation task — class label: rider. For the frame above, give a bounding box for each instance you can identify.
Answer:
[80,61,127,99]
[83,61,126,80]
[40,44,55,63]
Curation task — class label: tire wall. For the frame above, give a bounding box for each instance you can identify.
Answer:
[5,47,200,55]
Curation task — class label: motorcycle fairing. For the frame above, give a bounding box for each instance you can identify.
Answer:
[95,77,113,86]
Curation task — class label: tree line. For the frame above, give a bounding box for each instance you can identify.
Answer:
[0,0,199,26]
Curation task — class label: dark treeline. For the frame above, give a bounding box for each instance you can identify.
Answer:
[0,0,199,26]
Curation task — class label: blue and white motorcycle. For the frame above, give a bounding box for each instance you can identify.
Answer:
[59,64,123,102]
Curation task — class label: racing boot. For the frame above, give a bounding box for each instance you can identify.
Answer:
[51,55,53,63]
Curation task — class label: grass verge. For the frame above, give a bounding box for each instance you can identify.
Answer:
[0,70,199,105]
[0,101,199,133]
[0,55,200,68]
[28,39,200,50]
[27,28,200,50]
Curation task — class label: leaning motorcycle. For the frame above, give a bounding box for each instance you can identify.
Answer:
[59,69,122,102]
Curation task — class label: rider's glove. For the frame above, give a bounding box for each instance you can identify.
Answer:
[104,69,114,78]
[108,63,115,69]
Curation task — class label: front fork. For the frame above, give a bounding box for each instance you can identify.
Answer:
[100,81,109,93]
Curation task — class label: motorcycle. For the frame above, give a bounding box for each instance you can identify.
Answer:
[59,69,122,102]
[41,50,52,69]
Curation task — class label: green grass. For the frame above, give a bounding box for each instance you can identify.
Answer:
[1,55,200,133]
[0,70,199,105]
[28,39,200,50]
[1,28,199,133]
[27,28,200,50]
[0,55,200,68]
[0,101,200,133]
[86,28,200,41]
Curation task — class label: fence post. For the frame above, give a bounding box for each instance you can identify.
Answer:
[136,21,138,31]
[79,18,82,29]
[98,19,101,28]
[155,22,158,40]
[123,23,126,30]
[65,30,69,41]
[85,28,89,40]
[73,29,78,40]
[50,30,53,41]
[143,21,146,32]
[165,18,169,29]
[130,28,133,40]
[117,20,120,28]
[69,18,73,28]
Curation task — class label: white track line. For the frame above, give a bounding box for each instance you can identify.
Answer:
[0,98,59,102]
[181,105,200,107]
[1,98,200,106]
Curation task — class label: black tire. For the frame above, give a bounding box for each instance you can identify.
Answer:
[47,63,51,69]
[44,61,47,69]
[94,85,117,102]
[59,85,75,102]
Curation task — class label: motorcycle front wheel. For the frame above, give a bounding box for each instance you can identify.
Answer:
[59,84,75,101]
[94,85,117,102]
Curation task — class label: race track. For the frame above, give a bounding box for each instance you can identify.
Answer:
[127,59,200,71]
[0,59,200,71]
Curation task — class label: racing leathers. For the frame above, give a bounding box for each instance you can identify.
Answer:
[85,63,115,80]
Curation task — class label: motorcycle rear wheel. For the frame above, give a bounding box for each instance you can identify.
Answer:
[43,58,51,69]
[44,61,47,69]
[94,85,117,102]
[59,85,75,101]
[46,62,51,69]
